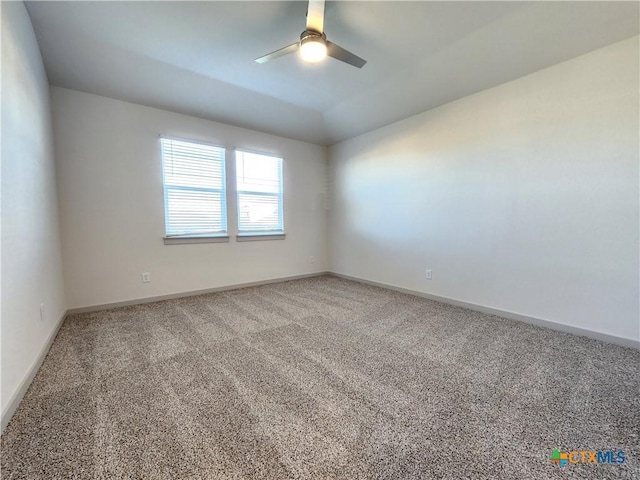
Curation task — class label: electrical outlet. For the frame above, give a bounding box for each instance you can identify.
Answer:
[141,272,151,283]
[309,255,315,264]
[40,303,45,322]
[425,269,432,280]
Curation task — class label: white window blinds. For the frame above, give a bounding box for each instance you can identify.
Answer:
[235,150,283,234]
[161,137,227,237]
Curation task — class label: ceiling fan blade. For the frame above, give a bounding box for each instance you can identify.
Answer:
[326,41,367,68]
[306,0,325,33]
[255,43,299,64]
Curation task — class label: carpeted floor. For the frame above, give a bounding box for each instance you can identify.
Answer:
[2,275,639,479]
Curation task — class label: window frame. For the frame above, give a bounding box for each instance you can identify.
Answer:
[234,148,285,240]
[160,136,229,244]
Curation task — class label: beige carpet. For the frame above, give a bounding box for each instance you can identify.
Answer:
[2,275,639,479]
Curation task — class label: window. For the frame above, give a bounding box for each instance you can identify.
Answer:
[235,150,284,235]
[161,137,227,239]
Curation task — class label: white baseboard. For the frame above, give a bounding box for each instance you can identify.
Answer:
[1,309,67,433]
[67,271,331,315]
[330,272,640,350]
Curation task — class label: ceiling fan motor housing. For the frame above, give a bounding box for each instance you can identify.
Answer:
[300,29,326,46]
[299,30,328,63]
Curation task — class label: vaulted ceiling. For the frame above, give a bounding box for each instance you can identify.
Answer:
[25,1,639,145]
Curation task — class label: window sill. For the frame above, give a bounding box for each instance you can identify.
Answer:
[163,235,229,245]
[236,233,286,242]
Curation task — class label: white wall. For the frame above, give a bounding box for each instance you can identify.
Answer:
[1,3,67,420]
[329,37,639,342]
[52,88,328,309]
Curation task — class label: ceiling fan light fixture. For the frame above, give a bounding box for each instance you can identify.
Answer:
[299,31,327,63]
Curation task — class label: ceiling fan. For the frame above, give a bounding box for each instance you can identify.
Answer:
[255,0,366,68]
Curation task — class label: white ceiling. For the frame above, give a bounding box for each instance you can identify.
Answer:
[25,1,639,146]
